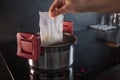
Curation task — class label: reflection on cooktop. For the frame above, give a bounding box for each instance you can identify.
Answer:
[29,68,73,80]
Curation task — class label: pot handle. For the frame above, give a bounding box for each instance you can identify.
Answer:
[16,32,40,61]
[63,21,73,34]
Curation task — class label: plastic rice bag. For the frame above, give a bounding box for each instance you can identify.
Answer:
[39,12,64,46]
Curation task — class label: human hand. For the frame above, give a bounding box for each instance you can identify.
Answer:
[49,0,85,18]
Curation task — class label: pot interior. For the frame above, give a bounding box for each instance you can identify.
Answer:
[43,33,77,47]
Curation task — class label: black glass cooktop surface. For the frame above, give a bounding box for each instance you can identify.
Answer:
[0,53,14,80]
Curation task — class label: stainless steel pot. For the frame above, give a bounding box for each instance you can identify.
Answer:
[28,33,77,71]
[16,21,77,72]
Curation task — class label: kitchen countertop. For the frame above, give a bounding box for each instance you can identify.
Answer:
[1,29,120,80]
[92,64,120,80]
[96,28,120,44]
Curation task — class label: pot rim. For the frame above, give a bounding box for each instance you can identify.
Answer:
[41,33,77,48]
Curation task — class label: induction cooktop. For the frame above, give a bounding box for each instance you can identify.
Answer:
[0,53,14,80]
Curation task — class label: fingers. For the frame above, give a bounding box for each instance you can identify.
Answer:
[49,5,67,18]
[49,0,67,18]
[49,0,59,17]
[50,0,58,12]
[52,6,67,17]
